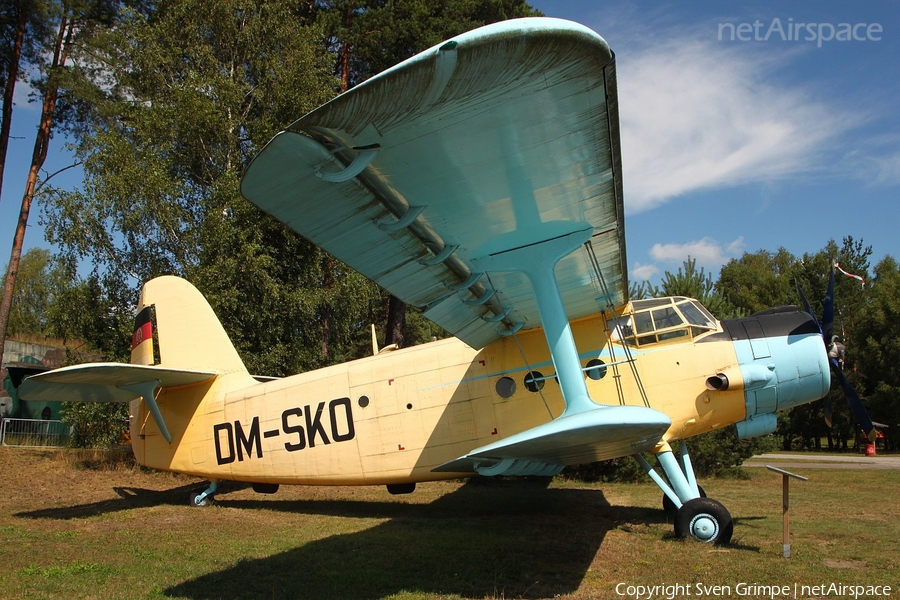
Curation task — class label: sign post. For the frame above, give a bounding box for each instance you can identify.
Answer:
[765,465,808,558]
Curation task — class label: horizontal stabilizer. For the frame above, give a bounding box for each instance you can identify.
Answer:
[19,363,218,445]
[433,405,670,475]
[19,363,216,404]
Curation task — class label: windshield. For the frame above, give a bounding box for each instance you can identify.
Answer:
[615,297,718,347]
[678,300,717,329]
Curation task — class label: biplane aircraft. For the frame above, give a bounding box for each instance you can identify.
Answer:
[19,17,872,545]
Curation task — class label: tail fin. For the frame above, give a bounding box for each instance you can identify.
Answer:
[21,277,242,445]
[135,276,249,375]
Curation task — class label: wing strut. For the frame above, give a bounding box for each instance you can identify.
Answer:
[119,380,171,443]
[586,239,651,408]
[473,227,596,416]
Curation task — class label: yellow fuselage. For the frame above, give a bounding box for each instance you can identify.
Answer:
[131,312,745,486]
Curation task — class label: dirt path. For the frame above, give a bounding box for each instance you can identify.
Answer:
[743,452,900,470]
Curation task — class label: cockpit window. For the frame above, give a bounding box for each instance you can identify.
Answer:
[615,297,719,348]
[632,298,674,311]
[679,301,717,328]
[694,301,717,325]
[652,307,683,329]
[633,311,654,334]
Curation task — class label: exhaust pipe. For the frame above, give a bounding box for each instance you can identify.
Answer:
[706,364,775,392]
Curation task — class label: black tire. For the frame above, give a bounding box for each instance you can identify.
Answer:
[674,497,733,545]
[189,492,214,507]
[662,485,706,516]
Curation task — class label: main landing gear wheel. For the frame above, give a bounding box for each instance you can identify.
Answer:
[674,498,733,545]
[663,485,705,517]
[189,491,215,507]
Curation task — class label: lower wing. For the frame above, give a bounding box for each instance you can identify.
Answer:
[433,405,670,476]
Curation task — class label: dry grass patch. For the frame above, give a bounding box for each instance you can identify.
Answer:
[1,447,898,599]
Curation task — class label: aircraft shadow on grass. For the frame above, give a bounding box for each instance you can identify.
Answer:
[164,479,664,600]
[13,482,250,520]
[17,477,665,599]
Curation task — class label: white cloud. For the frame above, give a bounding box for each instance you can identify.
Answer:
[631,262,660,281]
[867,151,900,186]
[617,36,849,213]
[648,236,744,269]
[725,236,746,254]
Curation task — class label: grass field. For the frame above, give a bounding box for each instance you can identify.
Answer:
[0,448,897,599]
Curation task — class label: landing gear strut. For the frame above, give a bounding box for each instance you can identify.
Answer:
[663,485,705,516]
[189,481,218,507]
[637,442,733,545]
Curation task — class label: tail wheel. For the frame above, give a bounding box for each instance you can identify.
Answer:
[674,497,733,545]
[189,492,214,507]
[662,485,706,517]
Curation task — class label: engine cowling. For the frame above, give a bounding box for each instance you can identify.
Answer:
[714,309,830,438]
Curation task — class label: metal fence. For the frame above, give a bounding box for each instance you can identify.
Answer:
[0,418,71,448]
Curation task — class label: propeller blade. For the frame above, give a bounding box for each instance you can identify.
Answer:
[823,392,833,428]
[797,285,822,335]
[823,267,835,344]
[831,358,876,443]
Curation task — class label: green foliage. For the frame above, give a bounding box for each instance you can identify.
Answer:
[683,429,778,478]
[316,0,541,89]
[658,257,741,319]
[770,237,873,450]
[562,455,646,483]
[60,401,129,448]
[27,1,895,480]
[856,255,900,450]
[0,0,55,107]
[630,257,742,318]
[628,279,656,301]
[718,247,798,314]
[190,186,385,374]
[2,248,71,337]
[43,0,352,375]
[404,303,450,345]
[714,237,887,451]
[315,0,541,346]
[45,271,132,363]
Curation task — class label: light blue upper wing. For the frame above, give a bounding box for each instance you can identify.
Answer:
[241,17,626,349]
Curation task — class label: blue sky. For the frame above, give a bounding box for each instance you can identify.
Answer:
[531,0,899,281]
[2,0,898,285]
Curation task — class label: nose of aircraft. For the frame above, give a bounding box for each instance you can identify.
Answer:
[720,307,831,429]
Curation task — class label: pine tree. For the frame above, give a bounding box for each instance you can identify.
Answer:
[0,0,119,368]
